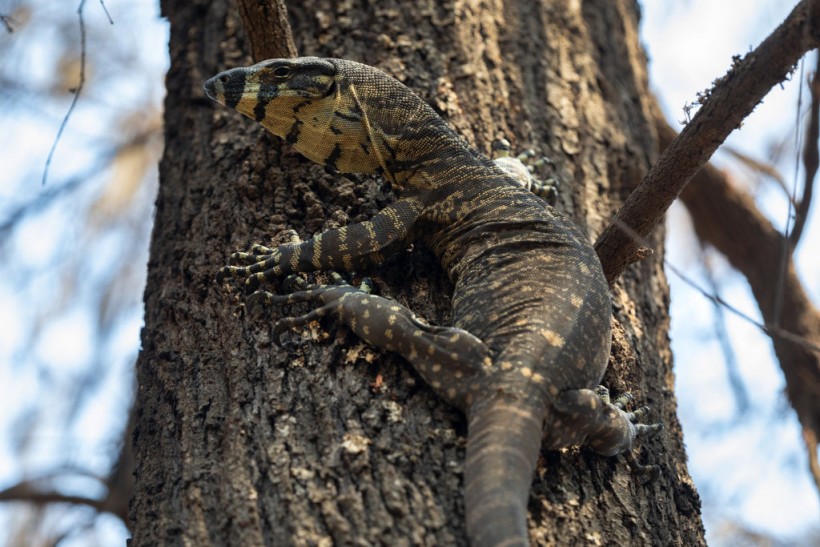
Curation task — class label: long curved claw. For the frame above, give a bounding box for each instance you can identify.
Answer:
[624,451,661,484]
[273,302,337,336]
[246,290,276,317]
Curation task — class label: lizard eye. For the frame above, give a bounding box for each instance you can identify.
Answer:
[272,66,291,78]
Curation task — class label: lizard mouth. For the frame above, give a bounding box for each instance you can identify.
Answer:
[203,67,252,109]
[203,77,219,101]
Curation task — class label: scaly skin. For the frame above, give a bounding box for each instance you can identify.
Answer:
[205,57,660,547]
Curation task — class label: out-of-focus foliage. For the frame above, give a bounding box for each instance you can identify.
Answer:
[0,1,167,544]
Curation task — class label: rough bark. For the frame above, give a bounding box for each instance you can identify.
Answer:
[131,0,704,544]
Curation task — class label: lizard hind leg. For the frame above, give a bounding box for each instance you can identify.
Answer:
[554,386,663,481]
[248,271,492,409]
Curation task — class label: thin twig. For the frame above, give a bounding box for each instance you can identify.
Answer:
[723,146,791,201]
[664,258,820,355]
[1,14,13,33]
[773,56,806,326]
[700,245,750,415]
[99,0,114,24]
[42,0,88,186]
[790,52,820,247]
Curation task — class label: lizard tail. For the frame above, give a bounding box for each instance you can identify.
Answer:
[464,393,545,547]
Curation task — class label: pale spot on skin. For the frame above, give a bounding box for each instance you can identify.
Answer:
[540,329,564,347]
[385,329,393,340]
[520,367,533,378]
[447,388,457,400]
[431,380,442,389]
[388,314,397,325]
[431,364,442,373]
[500,361,513,371]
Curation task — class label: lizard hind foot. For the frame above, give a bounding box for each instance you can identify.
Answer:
[624,451,661,484]
[561,386,663,481]
[248,272,372,337]
[602,387,663,483]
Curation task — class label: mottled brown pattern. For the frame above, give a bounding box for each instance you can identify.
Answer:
[206,57,659,547]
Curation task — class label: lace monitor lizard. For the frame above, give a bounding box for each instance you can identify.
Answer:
[205,57,660,547]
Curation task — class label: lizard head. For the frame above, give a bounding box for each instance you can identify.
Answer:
[205,57,420,181]
[204,58,337,127]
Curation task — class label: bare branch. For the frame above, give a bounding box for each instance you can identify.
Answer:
[0,480,106,513]
[98,0,113,24]
[700,246,750,416]
[723,146,791,199]
[595,0,820,285]
[791,53,820,247]
[1,14,14,33]
[42,0,89,186]
[804,427,820,495]
[237,0,298,61]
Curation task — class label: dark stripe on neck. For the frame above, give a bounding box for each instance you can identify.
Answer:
[285,120,303,145]
[325,143,342,170]
[254,96,270,122]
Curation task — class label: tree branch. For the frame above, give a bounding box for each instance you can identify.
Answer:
[0,480,106,513]
[595,0,820,285]
[237,0,298,61]
[790,52,820,247]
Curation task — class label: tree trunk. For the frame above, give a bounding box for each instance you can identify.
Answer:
[131,0,705,544]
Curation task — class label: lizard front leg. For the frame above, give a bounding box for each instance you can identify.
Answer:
[217,197,424,288]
